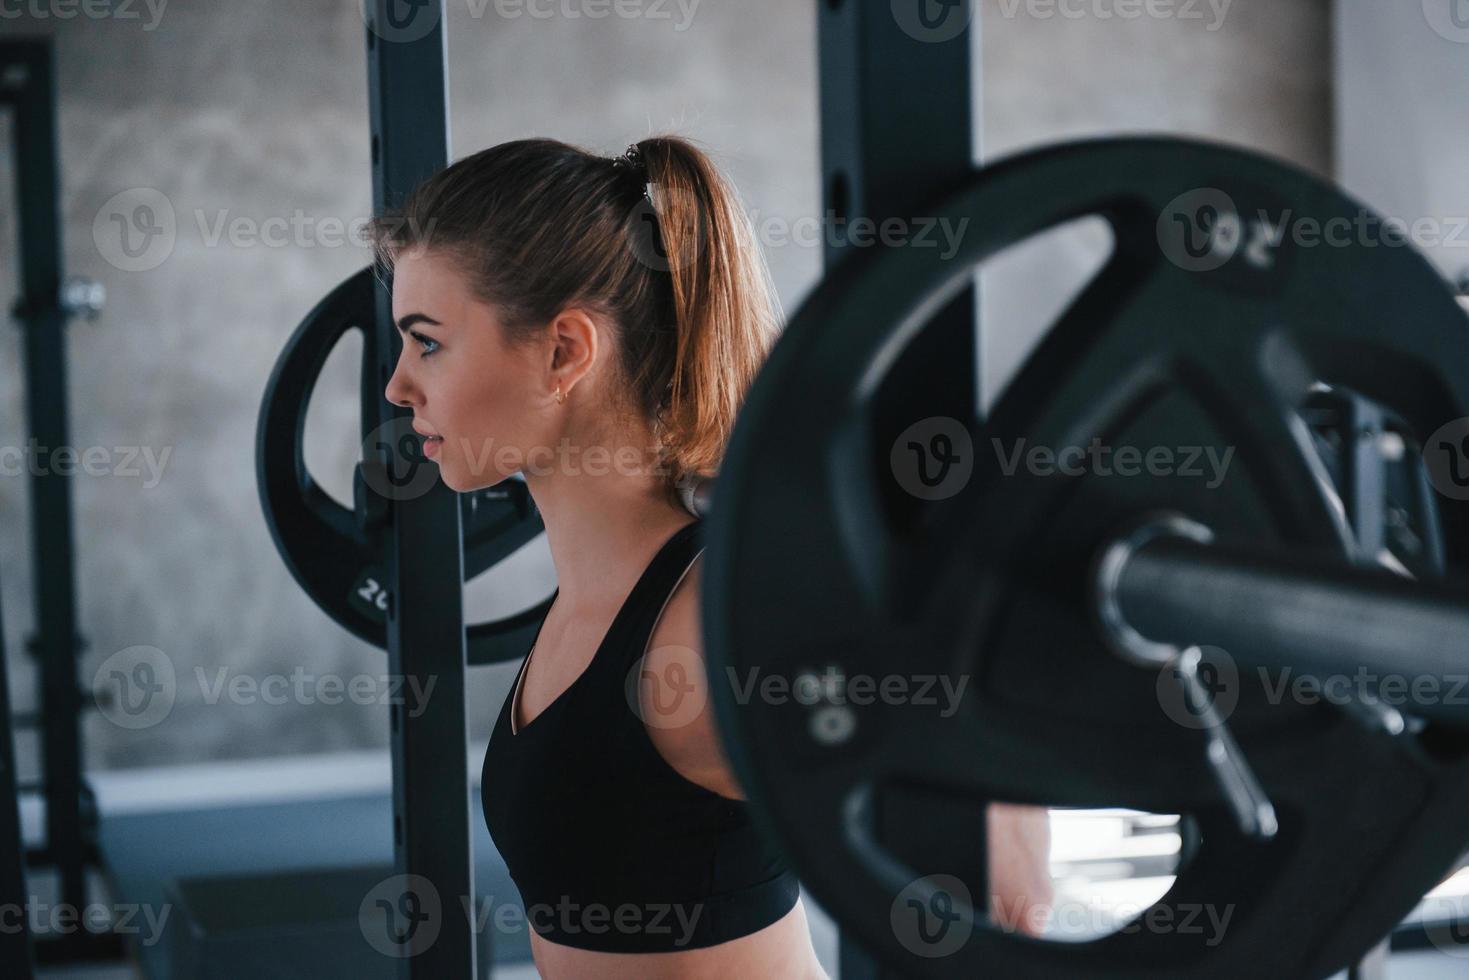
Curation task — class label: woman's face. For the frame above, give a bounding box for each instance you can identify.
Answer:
[384,248,550,493]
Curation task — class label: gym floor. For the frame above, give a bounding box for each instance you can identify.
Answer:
[21,750,1469,978]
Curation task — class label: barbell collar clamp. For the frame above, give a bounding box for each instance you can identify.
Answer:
[1094,512,1216,670]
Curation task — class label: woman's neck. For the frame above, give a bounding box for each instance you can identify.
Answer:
[526,451,693,608]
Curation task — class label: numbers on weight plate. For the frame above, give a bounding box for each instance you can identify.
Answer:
[1243,215,1283,270]
[1182,205,1283,272]
[357,577,391,612]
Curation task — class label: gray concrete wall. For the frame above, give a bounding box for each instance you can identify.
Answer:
[1336,0,1469,290]
[0,0,1334,772]
[979,0,1332,403]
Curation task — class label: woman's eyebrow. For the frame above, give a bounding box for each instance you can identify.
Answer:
[395,313,444,334]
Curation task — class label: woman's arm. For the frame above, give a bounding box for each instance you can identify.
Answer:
[987,802,1054,937]
[640,555,747,800]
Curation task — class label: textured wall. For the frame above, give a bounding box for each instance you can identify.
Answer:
[1336,0,1469,290]
[0,0,1332,772]
[979,0,1332,403]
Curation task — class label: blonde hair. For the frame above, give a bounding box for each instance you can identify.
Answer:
[369,136,781,507]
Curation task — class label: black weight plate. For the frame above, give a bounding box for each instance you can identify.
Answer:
[703,137,1469,979]
[256,267,552,665]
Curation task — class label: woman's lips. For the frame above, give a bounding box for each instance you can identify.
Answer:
[423,434,444,458]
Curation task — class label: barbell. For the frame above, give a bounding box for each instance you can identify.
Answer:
[699,136,1469,979]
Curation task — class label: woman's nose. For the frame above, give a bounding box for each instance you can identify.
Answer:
[385,361,417,409]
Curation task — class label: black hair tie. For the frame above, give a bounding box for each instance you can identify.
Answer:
[612,143,651,200]
[612,143,646,178]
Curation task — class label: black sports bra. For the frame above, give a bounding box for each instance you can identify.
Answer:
[481,520,799,952]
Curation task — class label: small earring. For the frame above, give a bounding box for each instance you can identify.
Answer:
[555,384,566,405]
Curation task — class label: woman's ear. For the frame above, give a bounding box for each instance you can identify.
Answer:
[547,307,601,395]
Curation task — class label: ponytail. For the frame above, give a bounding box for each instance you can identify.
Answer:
[633,136,781,495]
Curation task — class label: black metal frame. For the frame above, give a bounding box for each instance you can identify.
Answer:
[0,578,33,979]
[817,4,981,978]
[2,37,124,969]
[363,3,479,977]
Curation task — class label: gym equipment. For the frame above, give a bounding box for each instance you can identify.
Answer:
[2,37,125,969]
[255,266,553,665]
[703,137,1469,979]
[816,9,984,974]
[242,4,533,976]
[362,10,479,976]
[0,579,35,978]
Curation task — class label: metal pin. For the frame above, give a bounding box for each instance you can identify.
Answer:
[1176,646,1279,841]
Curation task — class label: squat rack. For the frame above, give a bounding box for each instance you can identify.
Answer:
[2,36,122,971]
[816,3,983,976]
[360,3,477,977]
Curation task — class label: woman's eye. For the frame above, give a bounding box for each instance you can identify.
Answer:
[410,332,440,357]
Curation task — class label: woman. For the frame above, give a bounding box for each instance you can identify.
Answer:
[374,136,1051,978]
